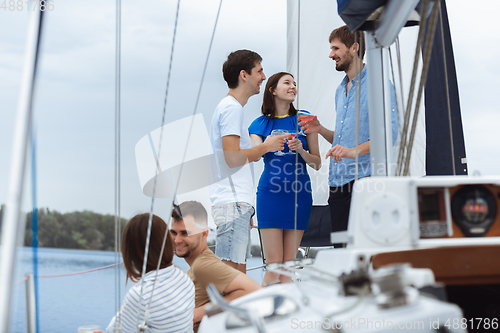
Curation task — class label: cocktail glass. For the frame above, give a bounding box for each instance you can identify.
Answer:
[78,325,100,333]
[271,129,288,156]
[286,130,297,155]
[297,110,315,136]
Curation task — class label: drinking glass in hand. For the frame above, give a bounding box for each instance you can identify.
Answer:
[271,129,288,156]
[78,325,100,333]
[286,130,297,155]
[297,110,315,135]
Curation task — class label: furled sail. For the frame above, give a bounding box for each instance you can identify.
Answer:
[424,0,467,176]
[337,0,387,32]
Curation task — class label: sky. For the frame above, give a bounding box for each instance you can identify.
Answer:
[1,0,500,228]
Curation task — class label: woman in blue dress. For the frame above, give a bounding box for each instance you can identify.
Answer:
[249,72,321,285]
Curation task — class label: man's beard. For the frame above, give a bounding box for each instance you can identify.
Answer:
[335,52,353,72]
[175,249,190,258]
[175,242,199,258]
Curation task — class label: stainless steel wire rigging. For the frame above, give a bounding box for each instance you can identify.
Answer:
[136,0,184,329]
[135,0,225,330]
[113,0,123,331]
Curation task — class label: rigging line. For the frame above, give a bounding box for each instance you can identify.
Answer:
[37,262,123,278]
[403,0,440,176]
[30,124,40,333]
[354,33,359,180]
[395,37,406,121]
[144,213,172,319]
[137,0,183,329]
[358,34,364,175]
[396,0,430,176]
[354,32,363,181]
[14,275,29,287]
[143,0,225,325]
[113,0,122,330]
[170,0,224,203]
[393,38,406,174]
[380,47,390,175]
[437,0,456,176]
[388,48,403,148]
[293,0,300,261]
[389,44,405,158]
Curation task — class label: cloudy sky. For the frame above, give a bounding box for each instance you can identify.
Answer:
[1,0,499,225]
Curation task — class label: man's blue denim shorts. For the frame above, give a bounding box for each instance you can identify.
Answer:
[212,202,254,264]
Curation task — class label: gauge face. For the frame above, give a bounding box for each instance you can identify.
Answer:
[462,197,489,224]
[451,185,498,237]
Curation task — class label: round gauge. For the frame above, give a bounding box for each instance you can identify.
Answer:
[451,185,497,237]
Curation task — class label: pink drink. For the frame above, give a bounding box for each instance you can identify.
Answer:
[288,133,297,140]
[298,115,315,122]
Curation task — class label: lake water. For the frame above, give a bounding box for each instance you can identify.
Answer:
[7,247,265,332]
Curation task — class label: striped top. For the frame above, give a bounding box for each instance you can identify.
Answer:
[107,265,195,333]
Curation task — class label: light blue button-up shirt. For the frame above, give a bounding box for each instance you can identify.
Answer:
[328,65,398,187]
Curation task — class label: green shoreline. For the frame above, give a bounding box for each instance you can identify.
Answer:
[0,205,318,258]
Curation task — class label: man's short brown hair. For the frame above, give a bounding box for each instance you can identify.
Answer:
[222,50,262,89]
[171,201,208,228]
[329,25,365,59]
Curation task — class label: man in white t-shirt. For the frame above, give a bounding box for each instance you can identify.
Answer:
[209,49,286,273]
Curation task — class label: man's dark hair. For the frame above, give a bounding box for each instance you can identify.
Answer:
[171,201,208,227]
[329,25,365,59]
[121,213,173,283]
[222,50,263,89]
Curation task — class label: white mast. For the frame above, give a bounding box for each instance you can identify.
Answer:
[0,8,44,332]
[365,0,420,176]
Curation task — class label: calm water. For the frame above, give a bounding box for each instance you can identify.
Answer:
[7,247,265,332]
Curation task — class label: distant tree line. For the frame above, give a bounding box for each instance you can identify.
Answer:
[0,204,126,251]
[0,204,316,258]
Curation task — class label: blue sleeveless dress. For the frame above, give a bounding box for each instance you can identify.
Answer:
[248,114,312,230]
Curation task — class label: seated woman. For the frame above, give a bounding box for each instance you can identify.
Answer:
[249,72,321,286]
[106,213,195,333]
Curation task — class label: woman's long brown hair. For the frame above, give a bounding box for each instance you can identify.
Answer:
[121,213,174,283]
[261,72,297,118]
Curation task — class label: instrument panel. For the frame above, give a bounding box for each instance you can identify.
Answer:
[418,184,500,238]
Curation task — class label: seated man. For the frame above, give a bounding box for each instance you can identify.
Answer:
[170,201,261,330]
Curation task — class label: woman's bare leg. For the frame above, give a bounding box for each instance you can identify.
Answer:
[280,229,305,283]
[260,228,284,286]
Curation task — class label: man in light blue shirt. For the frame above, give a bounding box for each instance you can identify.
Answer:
[301,25,398,247]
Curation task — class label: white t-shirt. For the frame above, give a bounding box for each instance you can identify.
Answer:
[209,96,254,207]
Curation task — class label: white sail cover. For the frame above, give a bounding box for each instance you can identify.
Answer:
[286,0,425,207]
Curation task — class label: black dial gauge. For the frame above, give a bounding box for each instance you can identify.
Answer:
[451,185,498,237]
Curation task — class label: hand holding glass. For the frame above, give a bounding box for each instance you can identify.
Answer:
[298,110,316,135]
[285,131,297,154]
[271,129,288,156]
